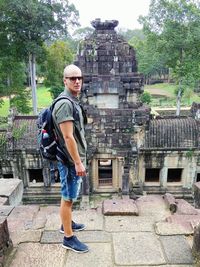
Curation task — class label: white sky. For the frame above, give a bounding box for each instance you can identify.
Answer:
[70,0,151,30]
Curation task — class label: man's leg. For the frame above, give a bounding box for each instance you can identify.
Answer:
[60,198,73,237]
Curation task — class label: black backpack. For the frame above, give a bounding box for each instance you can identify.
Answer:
[37,96,84,164]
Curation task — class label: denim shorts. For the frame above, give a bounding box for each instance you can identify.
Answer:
[57,161,82,202]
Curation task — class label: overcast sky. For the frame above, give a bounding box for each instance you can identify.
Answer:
[70,0,151,30]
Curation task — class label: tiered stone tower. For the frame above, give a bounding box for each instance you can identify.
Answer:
[75,19,150,194]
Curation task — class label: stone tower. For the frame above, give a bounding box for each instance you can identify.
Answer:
[75,19,150,195]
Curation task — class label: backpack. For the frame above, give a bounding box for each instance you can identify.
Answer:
[37,96,84,163]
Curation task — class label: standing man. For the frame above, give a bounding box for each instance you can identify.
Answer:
[52,64,88,253]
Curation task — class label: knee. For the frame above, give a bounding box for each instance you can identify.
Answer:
[63,199,73,207]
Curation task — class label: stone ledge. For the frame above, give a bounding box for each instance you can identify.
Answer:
[102,199,139,216]
[0,179,23,206]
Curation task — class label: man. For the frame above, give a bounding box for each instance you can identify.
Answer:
[52,64,88,253]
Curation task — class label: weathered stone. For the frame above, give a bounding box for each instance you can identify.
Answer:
[176,199,199,215]
[44,213,60,231]
[0,206,14,217]
[7,205,40,231]
[160,235,194,264]
[155,221,193,235]
[136,195,171,220]
[0,179,23,206]
[192,223,200,262]
[194,182,200,208]
[163,193,177,213]
[113,232,166,265]
[105,215,155,232]
[102,199,138,215]
[10,230,42,246]
[0,197,8,205]
[0,217,13,267]
[66,243,112,267]
[166,214,200,232]
[72,210,104,231]
[41,230,111,244]
[8,243,65,267]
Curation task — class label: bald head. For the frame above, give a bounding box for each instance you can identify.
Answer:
[63,64,83,96]
[63,64,82,78]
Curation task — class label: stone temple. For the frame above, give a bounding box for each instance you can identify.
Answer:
[0,19,199,203]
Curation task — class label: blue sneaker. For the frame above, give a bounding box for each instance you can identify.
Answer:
[62,235,89,253]
[60,221,86,234]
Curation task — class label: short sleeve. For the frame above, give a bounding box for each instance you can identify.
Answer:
[55,100,74,124]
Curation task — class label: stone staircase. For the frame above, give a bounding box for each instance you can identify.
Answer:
[22,184,61,205]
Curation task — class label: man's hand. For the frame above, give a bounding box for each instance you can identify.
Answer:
[75,161,86,177]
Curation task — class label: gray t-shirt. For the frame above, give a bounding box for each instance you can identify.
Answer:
[52,89,87,167]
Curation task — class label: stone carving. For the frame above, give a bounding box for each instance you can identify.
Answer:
[91,18,119,30]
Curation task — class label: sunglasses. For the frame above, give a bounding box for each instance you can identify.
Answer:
[65,76,83,82]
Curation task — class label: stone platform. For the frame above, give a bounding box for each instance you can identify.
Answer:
[2,195,200,267]
[0,179,23,206]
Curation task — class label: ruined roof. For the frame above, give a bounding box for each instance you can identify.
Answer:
[144,117,199,150]
[12,116,38,150]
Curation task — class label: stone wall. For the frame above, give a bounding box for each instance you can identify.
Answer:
[0,217,13,267]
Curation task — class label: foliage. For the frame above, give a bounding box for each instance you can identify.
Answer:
[0,133,6,148]
[0,56,31,113]
[43,40,73,98]
[12,122,27,140]
[139,0,200,112]
[10,89,32,114]
[118,29,145,42]
[140,91,152,104]
[0,0,80,113]
[72,27,94,41]
[186,149,194,160]
[0,0,80,56]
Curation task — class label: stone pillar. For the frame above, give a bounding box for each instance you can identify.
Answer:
[160,166,168,188]
[0,217,13,267]
[193,182,200,208]
[192,223,200,264]
[82,175,89,195]
[42,159,51,187]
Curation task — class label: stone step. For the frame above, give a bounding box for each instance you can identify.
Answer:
[22,195,61,205]
[22,185,61,204]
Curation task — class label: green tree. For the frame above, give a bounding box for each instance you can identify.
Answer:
[140,91,152,104]
[139,0,200,114]
[0,0,79,114]
[44,40,73,99]
[0,55,31,113]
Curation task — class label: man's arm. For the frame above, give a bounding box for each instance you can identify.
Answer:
[59,120,86,177]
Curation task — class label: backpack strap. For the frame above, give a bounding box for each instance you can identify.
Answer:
[51,96,80,122]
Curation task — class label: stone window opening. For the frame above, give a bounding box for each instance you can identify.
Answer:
[3,173,14,179]
[98,159,113,186]
[91,155,122,192]
[167,168,182,183]
[145,168,160,183]
[196,173,200,182]
[28,169,43,183]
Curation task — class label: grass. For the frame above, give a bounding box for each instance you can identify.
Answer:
[0,86,53,117]
[144,83,200,107]
[145,83,176,96]
[36,86,53,109]
[0,99,9,117]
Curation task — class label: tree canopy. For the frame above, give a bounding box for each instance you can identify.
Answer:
[0,0,79,114]
[139,0,200,114]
